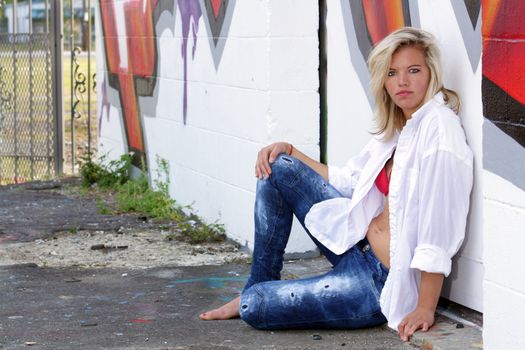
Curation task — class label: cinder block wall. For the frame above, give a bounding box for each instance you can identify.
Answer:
[96,0,320,254]
[481,0,525,348]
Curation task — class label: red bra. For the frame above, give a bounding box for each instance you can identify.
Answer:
[375,166,390,196]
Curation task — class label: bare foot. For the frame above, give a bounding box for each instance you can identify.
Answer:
[199,296,240,320]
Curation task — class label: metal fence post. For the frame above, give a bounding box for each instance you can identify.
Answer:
[87,0,92,157]
[12,0,18,181]
[53,0,64,176]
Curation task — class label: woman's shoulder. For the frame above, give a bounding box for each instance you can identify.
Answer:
[420,103,464,135]
[418,104,471,157]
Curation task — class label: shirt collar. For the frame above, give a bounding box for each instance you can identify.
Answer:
[404,91,445,129]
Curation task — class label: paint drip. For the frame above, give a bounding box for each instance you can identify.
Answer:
[178,0,202,124]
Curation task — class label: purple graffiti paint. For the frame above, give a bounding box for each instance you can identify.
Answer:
[178,0,202,124]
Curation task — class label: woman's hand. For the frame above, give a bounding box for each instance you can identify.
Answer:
[398,272,443,342]
[397,306,435,342]
[255,142,292,179]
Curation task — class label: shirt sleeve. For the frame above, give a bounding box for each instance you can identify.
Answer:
[410,149,473,277]
[328,164,358,198]
[328,141,372,198]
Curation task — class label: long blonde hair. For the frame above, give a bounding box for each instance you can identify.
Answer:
[367,27,460,140]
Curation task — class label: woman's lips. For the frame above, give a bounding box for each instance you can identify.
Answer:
[396,90,412,96]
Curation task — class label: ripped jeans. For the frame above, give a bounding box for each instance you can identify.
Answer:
[239,154,388,329]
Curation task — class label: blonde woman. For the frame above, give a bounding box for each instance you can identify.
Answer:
[201,27,473,342]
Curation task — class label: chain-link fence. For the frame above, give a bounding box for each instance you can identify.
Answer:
[0,32,57,184]
[0,0,98,184]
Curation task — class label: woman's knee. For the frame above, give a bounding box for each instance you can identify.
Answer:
[239,286,268,329]
[268,154,302,185]
[255,154,301,194]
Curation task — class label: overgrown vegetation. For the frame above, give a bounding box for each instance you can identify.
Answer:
[80,153,132,189]
[78,153,226,244]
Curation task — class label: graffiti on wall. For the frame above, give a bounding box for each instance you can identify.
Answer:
[99,0,159,166]
[482,0,525,147]
[202,0,234,69]
[349,0,413,60]
[481,0,525,191]
[341,0,481,105]
[99,0,234,167]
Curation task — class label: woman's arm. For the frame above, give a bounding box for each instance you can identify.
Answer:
[397,272,444,342]
[255,142,328,180]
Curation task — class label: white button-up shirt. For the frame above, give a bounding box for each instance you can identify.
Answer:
[304,93,473,330]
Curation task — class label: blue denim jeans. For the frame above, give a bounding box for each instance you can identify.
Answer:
[239,154,388,329]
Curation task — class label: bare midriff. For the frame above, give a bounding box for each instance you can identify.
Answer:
[366,200,391,268]
[366,157,394,269]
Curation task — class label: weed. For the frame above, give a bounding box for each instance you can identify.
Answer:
[153,155,170,195]
[96,198,112,215]
[77,186,90,197]
[78,153,226,244]
[79,153,132,189]
[175,216,226,244]
[158,224,172,231]
[117,172,175,220]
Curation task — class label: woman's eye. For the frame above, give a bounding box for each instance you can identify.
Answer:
[409,68,420,73]
[387,71,396,77]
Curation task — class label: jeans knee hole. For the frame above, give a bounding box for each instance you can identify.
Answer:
[324,285,329,289]
[290,292,294,298]
[241,304,248,310]
[281,156,292,163]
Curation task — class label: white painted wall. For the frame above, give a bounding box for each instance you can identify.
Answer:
[420,0,484,313]
[97,0,320,254]
[483,169,525,349]
[325,1,373,165]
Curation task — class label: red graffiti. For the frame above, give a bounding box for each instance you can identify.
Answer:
[482,0,525,105]
[100,0,157,165]
[362,0,406,45]
[211,0,222,18]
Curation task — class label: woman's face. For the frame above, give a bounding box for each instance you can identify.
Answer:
[384,46,430,119]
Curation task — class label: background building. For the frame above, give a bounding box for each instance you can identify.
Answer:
[2,0,95,50]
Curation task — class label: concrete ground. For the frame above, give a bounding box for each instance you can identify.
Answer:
[1,262,415,350]
[0,180,483,349]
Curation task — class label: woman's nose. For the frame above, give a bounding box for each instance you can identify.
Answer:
[397,72,408,86]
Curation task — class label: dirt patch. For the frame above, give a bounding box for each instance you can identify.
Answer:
[0,178,249,269]
[0,228,249,269]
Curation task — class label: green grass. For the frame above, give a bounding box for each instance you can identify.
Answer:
[79,154,226,244]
